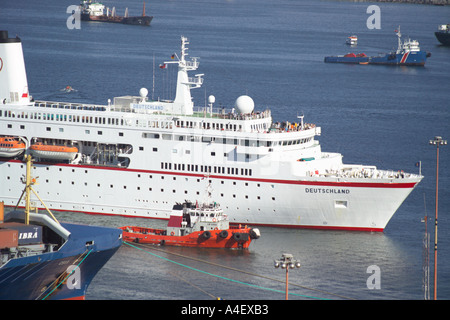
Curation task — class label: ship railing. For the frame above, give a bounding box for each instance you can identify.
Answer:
[34,100,108,112]
[318,166,420,180]
[191,107,271,120]
[269,122,316,133]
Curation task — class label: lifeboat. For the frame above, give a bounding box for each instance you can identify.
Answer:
[0,137,26,157]
[30,143,78,161]
[120,201,261,249]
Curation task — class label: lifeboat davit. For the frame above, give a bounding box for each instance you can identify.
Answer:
[120,201,261,249]
[0,137,26,157]
[30,143,78,161]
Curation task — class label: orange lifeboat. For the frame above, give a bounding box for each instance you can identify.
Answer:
[0,137,26,158]
[30,143,78,161]
[120,201,261,249]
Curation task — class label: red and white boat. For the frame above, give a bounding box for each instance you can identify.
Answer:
[121,201,261,249]
[0,136,26,158]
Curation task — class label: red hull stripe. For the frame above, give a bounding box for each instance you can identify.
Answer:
[400,52,410,64]
[4,159,417,189]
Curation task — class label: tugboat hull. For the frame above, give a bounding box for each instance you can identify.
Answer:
[121,225,260,249]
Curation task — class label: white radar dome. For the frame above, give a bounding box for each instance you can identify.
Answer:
[139,87,148,98]
[234,95,254,114]
[208,95,215,104]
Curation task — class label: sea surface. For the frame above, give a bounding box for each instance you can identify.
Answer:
[1,0,449,300]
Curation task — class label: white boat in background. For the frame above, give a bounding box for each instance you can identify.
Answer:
[346,35,357,45]
[0,31,423,232]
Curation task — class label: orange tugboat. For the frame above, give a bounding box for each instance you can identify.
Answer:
[121,201,261,249]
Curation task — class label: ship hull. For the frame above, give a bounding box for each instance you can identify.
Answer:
[81,13,152,26]
[435,32,450,46]
[121,226,257,248]
[0,222,122,300]
[0,160,421,232]
[324,51,428,66]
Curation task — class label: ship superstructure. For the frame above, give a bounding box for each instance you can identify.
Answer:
[0,32,422,232]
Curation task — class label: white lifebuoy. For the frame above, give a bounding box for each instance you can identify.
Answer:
[212,218,216,222]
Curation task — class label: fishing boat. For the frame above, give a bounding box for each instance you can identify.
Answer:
[0,136,25,158]
[121,201,260,249]
[30,142,78,161]
[0,155,122,300]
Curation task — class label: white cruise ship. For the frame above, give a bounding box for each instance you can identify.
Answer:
[0,31,423,232]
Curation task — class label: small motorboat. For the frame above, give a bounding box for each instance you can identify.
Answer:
[121,201,260,249]
[346,35,358,45]
[0,136,26,158]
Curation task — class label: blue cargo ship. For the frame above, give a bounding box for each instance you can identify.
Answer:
[0,155,122,300]
[325,27,430,66]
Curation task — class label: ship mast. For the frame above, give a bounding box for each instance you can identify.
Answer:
[15,155,60,225]
[396,26,402,54]
[163,36,203,115]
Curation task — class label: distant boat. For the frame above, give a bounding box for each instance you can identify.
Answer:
[346,35,357,46]
[80,0,153,26]
[435,24,450,46]
[325,26,430,66]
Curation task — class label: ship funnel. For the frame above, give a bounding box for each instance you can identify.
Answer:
[0,31,31,106]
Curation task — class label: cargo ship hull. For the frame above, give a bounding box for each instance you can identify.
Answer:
[435,32,450,46]
[81,14,153,26]
[324,51,427,66]
[0,220,122,300]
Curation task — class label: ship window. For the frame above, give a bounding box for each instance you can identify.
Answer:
[119,132,124,136]
[335,200,348,209]
[153,147,158,152]
[46,127,51,131]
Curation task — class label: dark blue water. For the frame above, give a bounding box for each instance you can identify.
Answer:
[1,0,449,300]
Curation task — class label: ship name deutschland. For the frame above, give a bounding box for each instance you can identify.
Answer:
[305,188,350,194]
